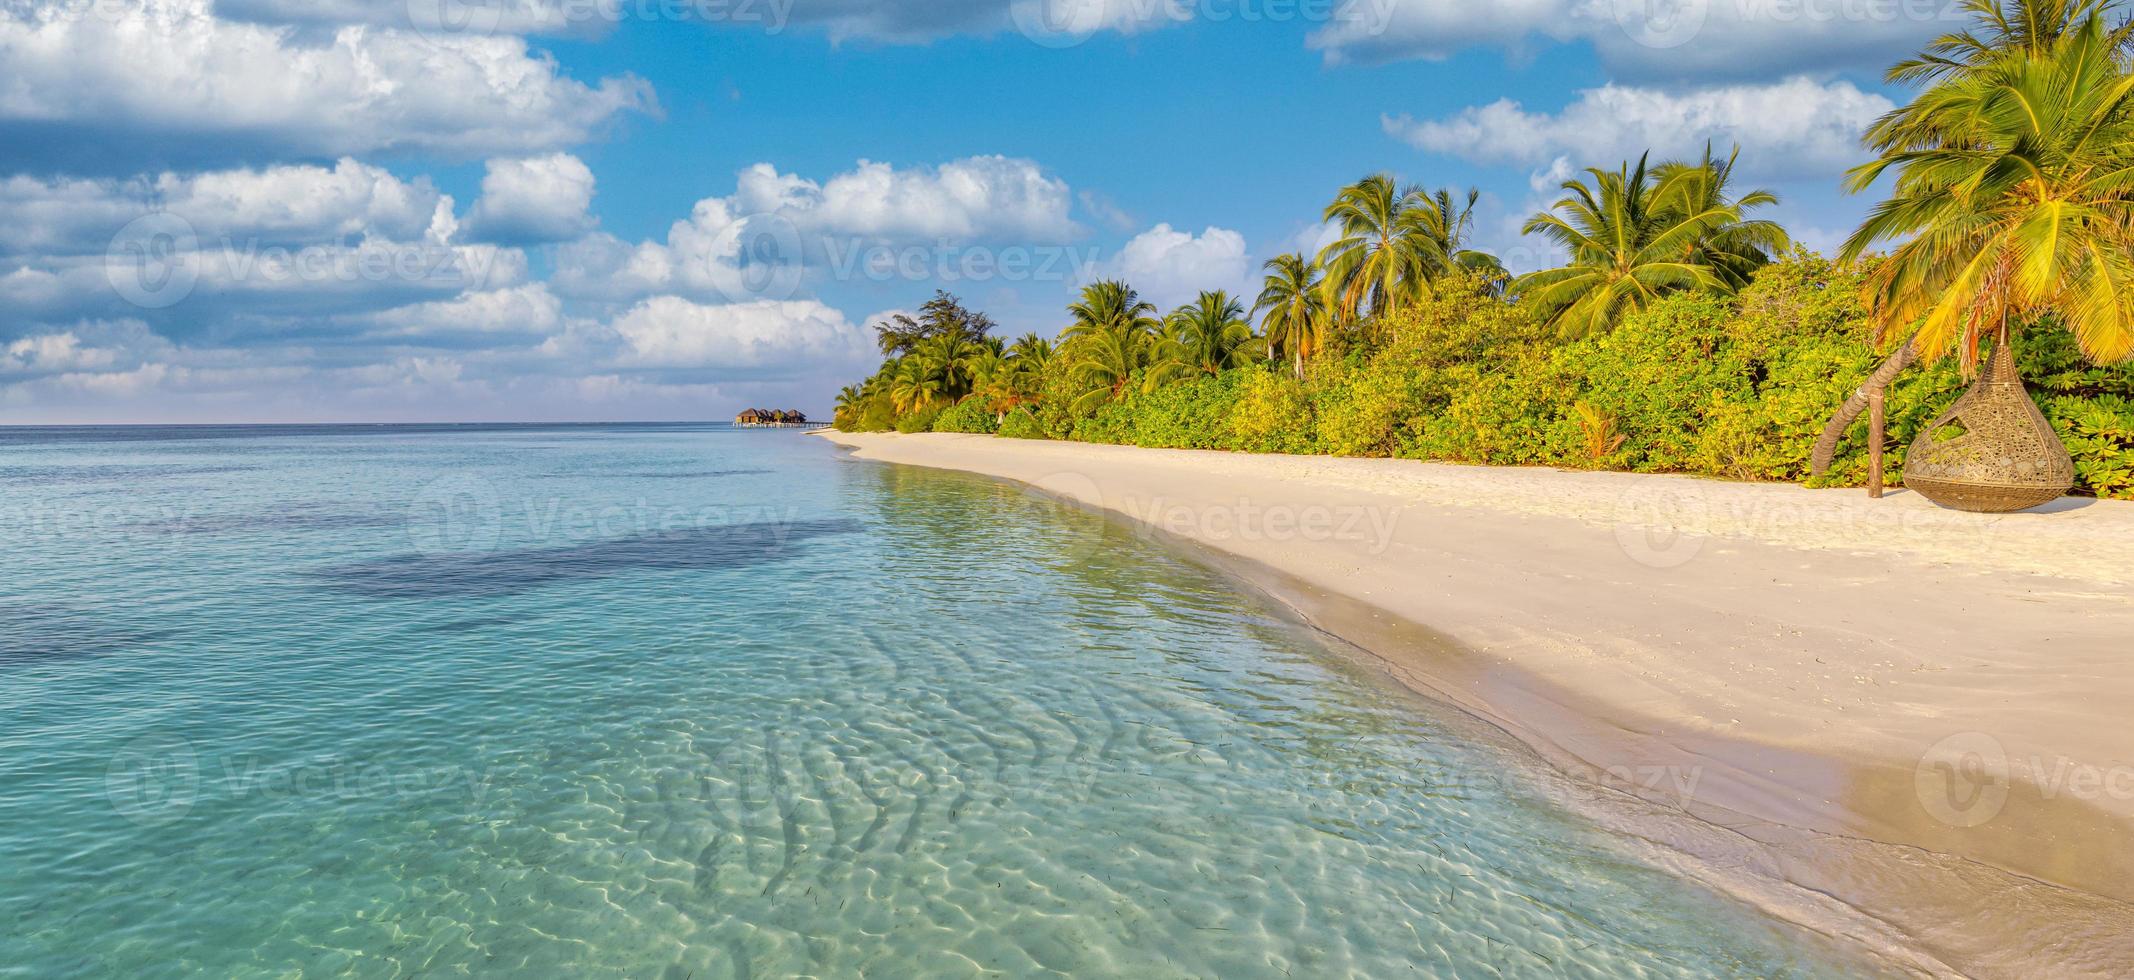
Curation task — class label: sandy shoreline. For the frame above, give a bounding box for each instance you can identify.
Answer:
[817,430,2134,979]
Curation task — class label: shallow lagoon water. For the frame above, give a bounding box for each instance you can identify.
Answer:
[0,425,1881,977]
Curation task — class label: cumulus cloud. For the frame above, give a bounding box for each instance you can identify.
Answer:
[357,284,565,342]
[463,154,598,244]
[0,159,449,257]
[1384,78,1893,179]
[221,0,1195,45]
[218,0,587,36]
[1310,0,1949,80]
[730,156,1079,243]
[554,156,1081,303]
[0,0,654,171]
[604,296,875,375]
[738,0,1186,44]
[1104,223,1251,310]
[1,321,155,378]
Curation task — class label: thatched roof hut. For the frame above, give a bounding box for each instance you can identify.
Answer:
[734,409,807,426]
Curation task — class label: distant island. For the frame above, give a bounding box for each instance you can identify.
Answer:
[733,409,809,427]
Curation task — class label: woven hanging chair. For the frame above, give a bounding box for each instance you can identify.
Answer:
[1902,341,2074,513]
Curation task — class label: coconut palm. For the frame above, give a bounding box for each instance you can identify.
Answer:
[1815,5,2134,476]
[1318,176,1501,328]
[1864,0,2134,156]
[1413,186,1511,288]
[1009,332,1052,375]
[1063,321,1155,414]
[887,357,942,413]
[1254,253,1326,374]
[833,384,862,422]
[1153,291,1261,383]
[1882,0,2131,88]
[1841,14,2134,365]
[1652,144,1790,291]
[1059,280,1161,413]
[1061,280,1160,345]
[912,330,986,403]
[1513,152,1778,338]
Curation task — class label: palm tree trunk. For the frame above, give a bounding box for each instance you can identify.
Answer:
[1810,332,1920,480]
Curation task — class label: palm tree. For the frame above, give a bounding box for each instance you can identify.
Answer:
[1318,175,1428,325]
[1061,280,1160,345]
[1413,186,1511,287]
[1009,332,1052,375]
[1841,14,2134,366]
[1059,280,1160,413]
[1815,2,2134,478]
[1254,253,1326,374]
[833,384,862,425]
[887,357,942,413]
[1513,152,1779,337]
[1318,176,1501,329]
[1154,291,1261,383]
[1652,144,1790,291]
[1880,0,2132,91]
[912,330,985,403]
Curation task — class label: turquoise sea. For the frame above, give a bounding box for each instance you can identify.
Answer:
[0,425,1878,977]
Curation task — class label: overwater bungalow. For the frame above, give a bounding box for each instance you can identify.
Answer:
[734,409,808,427]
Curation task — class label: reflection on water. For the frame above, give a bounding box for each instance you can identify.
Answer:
[0,426,1880,977]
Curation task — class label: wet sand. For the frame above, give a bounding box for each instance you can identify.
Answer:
[818,430,2134,979]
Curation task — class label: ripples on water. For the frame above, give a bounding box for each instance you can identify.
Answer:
[0,425,1879,977]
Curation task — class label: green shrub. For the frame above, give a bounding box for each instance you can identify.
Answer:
[1129,373,1242,449]
[931,399,999,434]
[2051,395,2134,498]
[997,407,1047,440]
[1226,368,1317,455]
[1073,399,1137,445]
[894,406,939,433]
[854,397,897,433]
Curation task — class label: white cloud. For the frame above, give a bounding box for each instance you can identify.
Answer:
[218,0,586,36]
[1105,223,1251,310]
[0,0,653,166]
[1285,220,1343,260]
[1077,190,1135,232]
[710,0,1185,44]
[606,296,874,374]
[553,156,1081,303]
[1311,0,1948,79]
[359,284,564,340]
[464,154,598,244]
[1310,0,1569,64]
[0,159,448,256]
[1385,78,1893,179]
[731,156,1080,243]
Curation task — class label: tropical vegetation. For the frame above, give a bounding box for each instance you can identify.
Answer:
[832,0,2134,501]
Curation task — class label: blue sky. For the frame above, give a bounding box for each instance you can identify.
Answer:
[0,0,1954,422]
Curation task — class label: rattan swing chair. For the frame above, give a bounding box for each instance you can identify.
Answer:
[1902,336,2076,513]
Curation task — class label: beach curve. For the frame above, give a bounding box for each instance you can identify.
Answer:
[818,429,2134,980]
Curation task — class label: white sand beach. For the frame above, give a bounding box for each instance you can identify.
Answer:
[820,430,2134,979]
